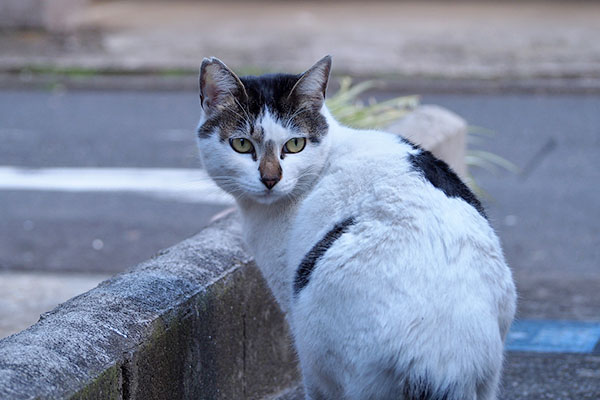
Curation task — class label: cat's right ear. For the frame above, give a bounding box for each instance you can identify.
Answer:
[199,58,247,116]
[288,55,332,110]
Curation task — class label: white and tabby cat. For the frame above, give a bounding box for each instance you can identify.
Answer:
[196,56,516,400]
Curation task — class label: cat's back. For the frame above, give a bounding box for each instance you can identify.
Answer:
[288,127,509,302]
[288,127,513,315]
[294,126,492,244]
[286,127,516,400]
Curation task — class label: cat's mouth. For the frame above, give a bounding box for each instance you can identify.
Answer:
[252,189,281,204]
[232,181,295,205]
[247,185,293,205]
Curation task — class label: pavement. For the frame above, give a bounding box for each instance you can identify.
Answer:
[275,351,600,399]
[0,270,110,338]
[1,1,600,92]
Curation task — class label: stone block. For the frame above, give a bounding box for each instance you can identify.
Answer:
[388,105,468,178]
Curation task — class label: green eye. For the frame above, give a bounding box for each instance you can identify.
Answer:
[230,138,254,154]
[284,137,306,154]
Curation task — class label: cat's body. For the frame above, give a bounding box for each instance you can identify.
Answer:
[196,56,516,400]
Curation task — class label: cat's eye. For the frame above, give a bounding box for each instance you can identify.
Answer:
[230,138,254,154]
[283,137,306,154]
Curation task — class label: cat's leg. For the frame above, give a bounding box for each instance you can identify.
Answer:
[297,350,345,400]
[301,370,329,400]
[475,366,501,400]
[303,385,326,400]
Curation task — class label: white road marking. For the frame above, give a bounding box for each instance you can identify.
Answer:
[0,166,234,204]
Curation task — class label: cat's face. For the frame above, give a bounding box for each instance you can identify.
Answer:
[196,56,332,205]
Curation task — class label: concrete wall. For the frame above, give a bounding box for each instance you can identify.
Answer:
[0,106,466,399]
[0,214,299,400]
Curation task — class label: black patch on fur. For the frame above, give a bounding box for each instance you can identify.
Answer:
[293,217,356,296]
[198,73,329,143]
[197,117,218,139]
[397,134,419,149]
[242,74,329,142]
[403,376,455,400]
[408,149,487,219]
[197,105,247,142]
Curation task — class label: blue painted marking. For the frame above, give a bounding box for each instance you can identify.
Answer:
[506,320,600,353]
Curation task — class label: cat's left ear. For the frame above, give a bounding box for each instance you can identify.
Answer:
[199,57,247,116]
[289,55,332,110]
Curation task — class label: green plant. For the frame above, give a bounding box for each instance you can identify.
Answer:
[326,77,418,129]
[464,126,519,196]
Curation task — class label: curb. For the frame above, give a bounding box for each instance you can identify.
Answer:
[0,214,299,399]
[3,72,600,94]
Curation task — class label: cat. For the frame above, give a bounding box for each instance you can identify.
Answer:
[196,55,516,400]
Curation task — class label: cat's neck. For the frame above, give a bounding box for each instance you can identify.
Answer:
[236,197,298,312]
[235,106,342,312]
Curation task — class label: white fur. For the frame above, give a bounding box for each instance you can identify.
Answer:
[197,106,516,400]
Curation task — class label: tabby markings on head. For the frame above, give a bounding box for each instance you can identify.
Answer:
[197,56,332,145]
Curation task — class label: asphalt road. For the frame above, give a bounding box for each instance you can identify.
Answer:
[1,90,600,398]
[1,90,599,318]
[1,90,227,274]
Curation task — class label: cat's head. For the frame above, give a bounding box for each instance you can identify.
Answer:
[196,56,333,205]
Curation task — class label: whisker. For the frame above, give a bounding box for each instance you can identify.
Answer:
[230,94,252,125]
[284,106,312,128]
[222,106,249,126]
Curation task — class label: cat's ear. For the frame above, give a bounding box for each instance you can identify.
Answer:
[199,57,247,115]
[289,55,332,109]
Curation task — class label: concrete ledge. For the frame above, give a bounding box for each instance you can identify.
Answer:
[0,106,465,399]
[0,213,299,399]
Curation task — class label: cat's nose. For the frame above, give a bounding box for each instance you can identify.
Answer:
[261,176,280,190]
